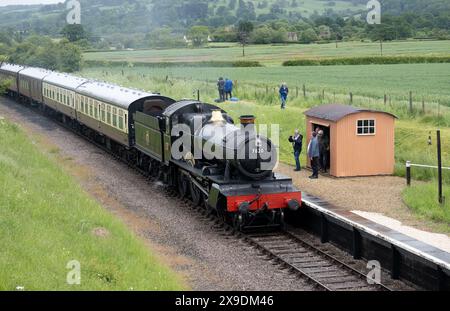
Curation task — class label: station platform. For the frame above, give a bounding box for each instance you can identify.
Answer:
[292,193,450,291]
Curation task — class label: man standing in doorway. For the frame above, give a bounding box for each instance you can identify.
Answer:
[289,129,303,171]
[318,130,329,173]
[308,131,320,179]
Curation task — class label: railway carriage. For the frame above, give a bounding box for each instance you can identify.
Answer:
[0,63,25,96]
[18,67,52,103]
[42,72,87,119]
[74,81,175,147]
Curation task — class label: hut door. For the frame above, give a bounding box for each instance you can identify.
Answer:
[312,123,331,173]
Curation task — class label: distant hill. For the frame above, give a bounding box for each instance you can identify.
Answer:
[0,0,370,36]
[0,0,448,43]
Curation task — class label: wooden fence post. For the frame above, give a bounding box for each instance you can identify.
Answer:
[303,84,306,98]
[409,91,413,113]
[384,94,387,106]
[296,86,299,98]
[422,98,425,114]
[406,161,411,186]
[350,92,353,105]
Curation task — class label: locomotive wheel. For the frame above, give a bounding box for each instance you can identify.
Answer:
[189,181,202,207]
[233,213,245,231]
[201,193,210,212]
[151,160,159,177]
[278,210,285,229]
[177,172,189,198]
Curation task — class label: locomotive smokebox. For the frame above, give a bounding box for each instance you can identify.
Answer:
[239,115,256,126]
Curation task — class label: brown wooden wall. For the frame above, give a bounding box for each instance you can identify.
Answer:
[306,112,395,177]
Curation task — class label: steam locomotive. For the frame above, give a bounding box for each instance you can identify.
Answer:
[0,62,301,230]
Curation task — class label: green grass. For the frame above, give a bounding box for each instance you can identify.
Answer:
[0,119,185,290]
[82,63,450,110]
[84,41,450,66]
[403,183,450,225]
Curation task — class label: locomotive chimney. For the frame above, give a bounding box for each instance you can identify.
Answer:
[239,115,256,126]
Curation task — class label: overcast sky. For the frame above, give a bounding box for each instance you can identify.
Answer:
[0,0,64,6]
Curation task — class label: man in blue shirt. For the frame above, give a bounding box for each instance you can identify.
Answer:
[279,83,289,109]
[307,131,320,179]
[224,78,233,100]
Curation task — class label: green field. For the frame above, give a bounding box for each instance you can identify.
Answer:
[0,119,185,290]
[84,41,450,66]
[80,65,450,181]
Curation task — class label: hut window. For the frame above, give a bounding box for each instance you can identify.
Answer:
[357,119,376,135]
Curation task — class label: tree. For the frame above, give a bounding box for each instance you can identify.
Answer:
[238,20,254,56]
[300,28,318,43]
[61,24,87,42]
[57,39,82,72]
[187,26,210,47]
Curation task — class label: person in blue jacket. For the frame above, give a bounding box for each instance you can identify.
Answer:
[279,83,289,109]
[224,78,233,100]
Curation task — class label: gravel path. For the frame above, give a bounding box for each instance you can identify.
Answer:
[0,98,316,291]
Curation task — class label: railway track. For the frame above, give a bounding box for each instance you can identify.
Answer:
[244,231,392,291]
[15,99,396,291]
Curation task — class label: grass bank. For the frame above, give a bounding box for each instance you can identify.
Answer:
[0,118,185,290]
[403,183,450,226]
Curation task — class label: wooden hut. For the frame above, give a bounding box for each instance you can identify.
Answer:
[304,104,397,177]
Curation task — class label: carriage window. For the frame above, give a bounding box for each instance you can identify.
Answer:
[112,108,117,127]
[107,106,111,124]
[89,102,93,116]
[94,101,99,119]
[118,110,124,130]
[101,103,106,122]
[357,119,376,135]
